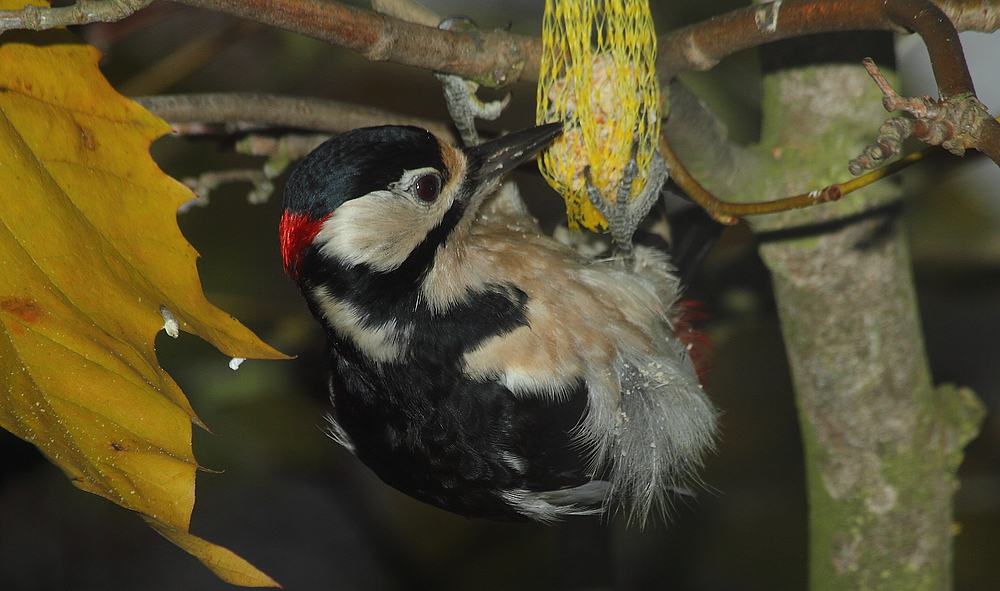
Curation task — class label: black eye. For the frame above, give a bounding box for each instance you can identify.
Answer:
[414,173,441,202]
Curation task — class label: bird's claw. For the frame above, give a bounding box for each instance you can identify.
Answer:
[435,16,510,147]
[584,142,668,250]
[436,73,510,147]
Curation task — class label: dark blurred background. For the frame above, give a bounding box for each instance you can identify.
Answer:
[1,1,997,589]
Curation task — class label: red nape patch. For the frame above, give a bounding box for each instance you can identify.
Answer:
[279,210,327,277]
[674,299,714,382]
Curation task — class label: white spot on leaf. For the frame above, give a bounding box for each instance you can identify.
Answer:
[159,305,179,338]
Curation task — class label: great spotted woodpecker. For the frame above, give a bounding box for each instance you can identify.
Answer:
[279,123,717,523]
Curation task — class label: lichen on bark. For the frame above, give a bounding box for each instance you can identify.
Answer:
[752,50,986,591]
[666,32,986,590]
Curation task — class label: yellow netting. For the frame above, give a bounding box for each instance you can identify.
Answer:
[536,0,661,232]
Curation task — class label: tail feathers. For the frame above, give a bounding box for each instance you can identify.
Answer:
[502,484,608,523]
[605,351,718,525]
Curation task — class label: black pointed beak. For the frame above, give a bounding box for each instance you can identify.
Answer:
[465,122,563,185]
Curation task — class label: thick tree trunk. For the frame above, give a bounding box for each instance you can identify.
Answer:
[752,35,983,590]
[668,31,985,590]
[760,207,983,589]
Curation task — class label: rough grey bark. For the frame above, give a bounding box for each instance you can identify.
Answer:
[760,206,983,589]
[667,42,986,591]
[754,59,986,591]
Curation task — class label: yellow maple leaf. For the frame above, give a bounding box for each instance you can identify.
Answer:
[0,2,284,587]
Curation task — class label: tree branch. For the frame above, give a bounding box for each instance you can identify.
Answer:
[660,0,1000,211]
[849,59,1000,171]
[169,0,539,87]
[657,0,987,89]
[937,0,1000,31]
[4,0,997,215]
[0,0,154,31]
[1,0,996,90]
[134,93,454,140]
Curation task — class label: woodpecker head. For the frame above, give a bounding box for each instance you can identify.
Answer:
[280,123,563,281]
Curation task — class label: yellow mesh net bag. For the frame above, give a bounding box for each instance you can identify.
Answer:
[536,0,662,232]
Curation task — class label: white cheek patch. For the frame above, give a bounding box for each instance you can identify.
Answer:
[314,191,417,272]
[313,169,456,273]
[311,286,411,362]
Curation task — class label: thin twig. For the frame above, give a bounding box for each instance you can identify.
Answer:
[134,93,455,140]
[851,57,1000,170]
[235,133,330,180]
[0,0,540,85]
[180,168,272,210]
[0,0,154,32]
[841,145,943,193]
[659,133,842,225]
[235,133,329,160]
